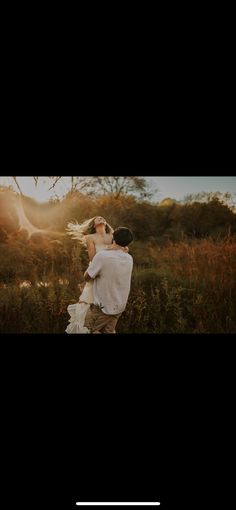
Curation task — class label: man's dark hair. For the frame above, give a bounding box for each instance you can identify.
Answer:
[113,227,134,247]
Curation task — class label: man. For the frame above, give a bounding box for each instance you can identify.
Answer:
[84,227,134,333]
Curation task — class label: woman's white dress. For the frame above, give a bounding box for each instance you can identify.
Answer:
[65,242,108,334]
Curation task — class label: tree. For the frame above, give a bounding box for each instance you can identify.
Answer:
[48,176,90,192]
[9,176,62,196]
[183,191,236,211]
[75,176,152,199]
[7,176,154,200]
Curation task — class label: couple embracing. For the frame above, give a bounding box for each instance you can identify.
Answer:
[66,216,133,334]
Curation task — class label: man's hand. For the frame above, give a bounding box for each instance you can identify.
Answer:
[84,270,100,282]
[84,270,92,282]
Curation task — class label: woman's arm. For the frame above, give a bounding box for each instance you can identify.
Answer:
[107,244,129,253]
[85,235,96,261]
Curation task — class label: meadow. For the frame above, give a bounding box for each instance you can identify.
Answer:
[1,185,236,334]
[0,238,235,334]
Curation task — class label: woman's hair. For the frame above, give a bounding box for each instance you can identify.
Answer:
[67,217,113,245]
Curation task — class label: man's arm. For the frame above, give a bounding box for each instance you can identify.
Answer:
[84,252,103,282]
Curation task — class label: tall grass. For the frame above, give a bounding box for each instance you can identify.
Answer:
[0,239,235,334]
[119,239,236,333]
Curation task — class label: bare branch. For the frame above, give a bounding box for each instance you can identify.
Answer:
[12,177,23,195]
[48,177,62,191]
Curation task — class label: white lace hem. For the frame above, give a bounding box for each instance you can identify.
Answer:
[65,302,90,334]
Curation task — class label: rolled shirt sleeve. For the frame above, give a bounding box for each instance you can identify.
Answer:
[87,252,103,279]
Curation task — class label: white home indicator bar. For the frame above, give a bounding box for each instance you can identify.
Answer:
[76,504,161,507]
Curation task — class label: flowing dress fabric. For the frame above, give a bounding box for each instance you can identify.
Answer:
[65,243,107,334]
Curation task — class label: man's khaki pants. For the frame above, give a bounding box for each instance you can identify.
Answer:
[85,304,121,334]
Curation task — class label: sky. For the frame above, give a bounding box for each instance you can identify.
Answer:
[0,176,235,203]
[148,176,236,201]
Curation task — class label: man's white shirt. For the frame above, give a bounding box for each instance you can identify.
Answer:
[87,249,133,315]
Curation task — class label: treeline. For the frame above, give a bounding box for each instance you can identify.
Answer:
[1,186,236,239]
[0,186,236,284]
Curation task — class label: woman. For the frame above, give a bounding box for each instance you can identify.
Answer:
[65,216,126,333]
